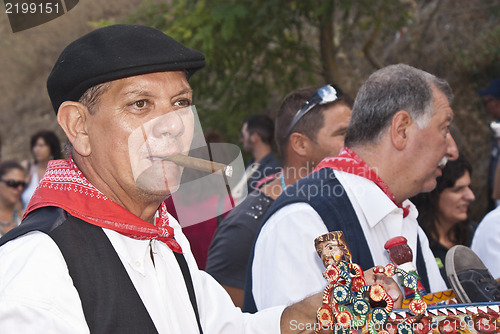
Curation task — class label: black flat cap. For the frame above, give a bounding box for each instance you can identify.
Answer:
[47,24,205,113]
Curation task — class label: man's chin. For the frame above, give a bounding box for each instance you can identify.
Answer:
[419,179,438,194]
[134,168,181,195]
[136,181,180,197]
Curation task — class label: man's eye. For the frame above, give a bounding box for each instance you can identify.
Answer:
[442,125,450,137]
[175,98,191,108]
[135,100,147,108]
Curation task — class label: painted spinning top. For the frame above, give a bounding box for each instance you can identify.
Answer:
[384,236,427,299]
[313,231,429,334]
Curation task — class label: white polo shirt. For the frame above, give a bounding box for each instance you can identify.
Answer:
[252,170,447,310]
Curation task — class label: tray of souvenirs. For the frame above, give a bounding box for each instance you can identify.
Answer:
[313,231,499,334]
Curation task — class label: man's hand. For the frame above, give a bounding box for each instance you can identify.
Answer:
[280,292,323,334]
[364,266,403,309]
[279,266,404,333]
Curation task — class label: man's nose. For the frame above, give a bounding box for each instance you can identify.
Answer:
[152,111,184,138]
[446,133,459,161]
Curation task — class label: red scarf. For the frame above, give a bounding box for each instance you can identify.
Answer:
[24,159,182,253]
[315,147,410,218]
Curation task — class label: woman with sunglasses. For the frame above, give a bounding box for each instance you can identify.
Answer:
[0,161,26,237]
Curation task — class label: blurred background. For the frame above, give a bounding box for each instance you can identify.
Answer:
[0,0,499,222]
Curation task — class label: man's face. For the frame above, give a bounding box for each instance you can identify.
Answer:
[483,96,500,120]
[85,71,194,200]
[406,87,457,195]
[319,241,346,267]
[240,122,253,153]
[309,103,352,165]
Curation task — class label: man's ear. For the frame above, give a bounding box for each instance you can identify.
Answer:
[250,132,261,144]
[390,110,413,150]
[57,102,91,156]
[288,132,309,157]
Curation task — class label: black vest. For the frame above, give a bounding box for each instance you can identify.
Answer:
[242,168,430,313]
[0,207,202,334]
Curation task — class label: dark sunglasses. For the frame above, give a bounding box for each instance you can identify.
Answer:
[284,84,343,138]
[0,179,26,189]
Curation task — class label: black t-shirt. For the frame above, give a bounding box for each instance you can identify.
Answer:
[206,190,274,289]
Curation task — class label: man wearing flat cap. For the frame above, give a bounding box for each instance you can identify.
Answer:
[0,24,326,333]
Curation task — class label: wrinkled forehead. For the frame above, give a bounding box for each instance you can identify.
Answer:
[105,71,191,98]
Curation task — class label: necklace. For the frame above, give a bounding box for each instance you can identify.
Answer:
[0,210,18,227]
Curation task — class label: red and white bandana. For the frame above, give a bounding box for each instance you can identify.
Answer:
[24,159,182,253]
[315,147,410,218]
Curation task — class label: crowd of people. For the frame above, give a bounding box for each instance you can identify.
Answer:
[0,23,499,333]
[0,130,63,237]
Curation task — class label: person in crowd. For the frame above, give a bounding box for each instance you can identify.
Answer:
[165,130,232,270]
[471,194,500,280]
[21,130,62,208]
[232,115,282,202]
[206,85,353,307]
[478,78,500,211]
[0,161,25,237]
[411,154,476,285]
[244,63,459,312]
[0,23,403,333]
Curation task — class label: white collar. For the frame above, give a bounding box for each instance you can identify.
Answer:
[335,171,418,228]
[103,228,151,276]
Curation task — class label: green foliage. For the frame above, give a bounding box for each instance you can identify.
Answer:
[450,25,500,82]
[124,0,319,140]
[121,0,413,141]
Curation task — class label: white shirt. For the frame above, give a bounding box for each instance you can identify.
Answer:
[471,206,500,279]
[0,213,284,333]
[21,165,39,209]
[252,170,447,310]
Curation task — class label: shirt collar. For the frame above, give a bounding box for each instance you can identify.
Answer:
[102,227,152,277]
[336,171,417,228]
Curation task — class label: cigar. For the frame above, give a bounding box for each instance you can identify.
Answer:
[161,154,233,177]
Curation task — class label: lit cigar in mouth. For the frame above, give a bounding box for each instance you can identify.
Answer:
[161,154,233,178]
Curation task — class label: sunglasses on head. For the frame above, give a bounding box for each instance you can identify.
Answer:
[284,84,343,138]
[0,179,26,189]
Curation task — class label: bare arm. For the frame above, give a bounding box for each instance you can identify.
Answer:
[280,292,323,334]
[221,284,244,309]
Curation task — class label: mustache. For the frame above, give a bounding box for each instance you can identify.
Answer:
[438,156,448,168]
